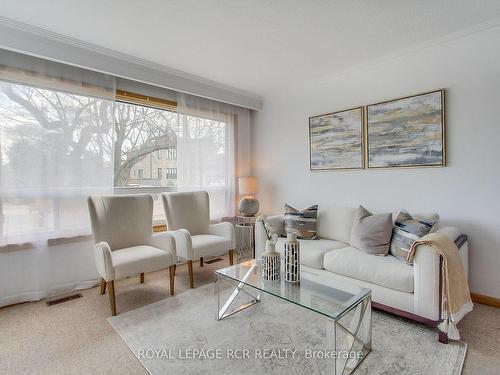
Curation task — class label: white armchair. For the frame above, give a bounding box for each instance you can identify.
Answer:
[88,194,177,316]
[161,191,235,288]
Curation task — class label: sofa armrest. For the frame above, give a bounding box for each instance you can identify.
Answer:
[255,215,284,259]
[208,222,235,248]
[413,226,466,321]
[95,241,114,282]
[438,227,469,281]
[436,226,460,243]
[455,235,469,282]
[413,243,440,320]
[149,232,177,263]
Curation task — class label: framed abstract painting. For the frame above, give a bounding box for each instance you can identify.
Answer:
[309,106,364,170]
[366,89,445,168]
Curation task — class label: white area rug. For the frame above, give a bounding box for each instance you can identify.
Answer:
[109,283,466,374]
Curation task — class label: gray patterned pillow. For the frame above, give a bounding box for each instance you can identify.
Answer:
[283,204,318,239]
[390,210,439,264]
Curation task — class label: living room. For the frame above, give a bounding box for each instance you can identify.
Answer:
[1,1,499,374]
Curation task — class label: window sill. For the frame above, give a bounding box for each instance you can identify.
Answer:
[0,242,35,253]
[1,225,167,252]
[47,235,94,247]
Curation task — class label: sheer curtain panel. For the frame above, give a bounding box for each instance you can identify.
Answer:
[0,50,115,306]
[0,49,249,307]
[176,93,248,220]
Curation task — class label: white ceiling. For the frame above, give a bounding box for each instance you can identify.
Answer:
[1,0,500,95]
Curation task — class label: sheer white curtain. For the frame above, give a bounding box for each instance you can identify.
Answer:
[0,50,115,306]
[176,93,248,220]
[0,50,251,307]
[0,51,116,245]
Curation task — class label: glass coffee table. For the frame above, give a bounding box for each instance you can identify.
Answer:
[215,259,372,375]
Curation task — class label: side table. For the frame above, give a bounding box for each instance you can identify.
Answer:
[235,215,256,262]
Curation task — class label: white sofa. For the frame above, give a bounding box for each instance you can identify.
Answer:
[255,206,469,342]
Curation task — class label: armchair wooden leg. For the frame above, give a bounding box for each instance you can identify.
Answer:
[169,265,175,295]
[100,278,106,295]
[188,260,194,288]
[108,280,117,316]
[200,257,204,267]
[173,264,176,277]
[229,249,234,266]
[140,272,145,284]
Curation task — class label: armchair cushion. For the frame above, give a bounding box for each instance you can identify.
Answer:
[112,245,174,281]
[191,235,232,258]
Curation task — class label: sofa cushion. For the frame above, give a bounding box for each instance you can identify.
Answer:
[316,206,357,243]
[276,237,347,269]
[323,247,414,293]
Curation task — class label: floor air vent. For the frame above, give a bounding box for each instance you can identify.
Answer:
[46,293,82,306]
[205,258,223,264]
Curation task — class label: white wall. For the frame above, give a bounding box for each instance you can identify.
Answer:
[252,26,500,298]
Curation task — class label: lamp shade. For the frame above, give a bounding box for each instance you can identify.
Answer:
[238,177,258,195]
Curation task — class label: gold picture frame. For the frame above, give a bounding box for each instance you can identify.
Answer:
[366,89,445,169]
[309,106,365,171]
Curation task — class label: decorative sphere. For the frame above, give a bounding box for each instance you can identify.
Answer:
[238,196,259,216]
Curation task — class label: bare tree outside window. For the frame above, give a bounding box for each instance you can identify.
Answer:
[113,101,177,187]
[0,85,179,190]
[0,81,230,239]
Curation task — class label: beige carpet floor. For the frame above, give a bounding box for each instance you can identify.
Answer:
[0,255,499,375]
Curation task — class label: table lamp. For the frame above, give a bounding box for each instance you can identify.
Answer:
[238,177,259,216]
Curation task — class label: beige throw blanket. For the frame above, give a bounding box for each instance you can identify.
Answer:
[408,232,473,340]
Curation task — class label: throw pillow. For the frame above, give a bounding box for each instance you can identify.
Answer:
[390,210,440,264]
[350,206,393,255]
[284,204,318,239]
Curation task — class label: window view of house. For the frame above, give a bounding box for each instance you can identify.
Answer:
[127,148,177,188]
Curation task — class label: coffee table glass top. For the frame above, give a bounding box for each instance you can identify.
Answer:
[215,259,371,320]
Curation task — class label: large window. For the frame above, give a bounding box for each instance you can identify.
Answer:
[0,81,233,243]
[0,82,114,241]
